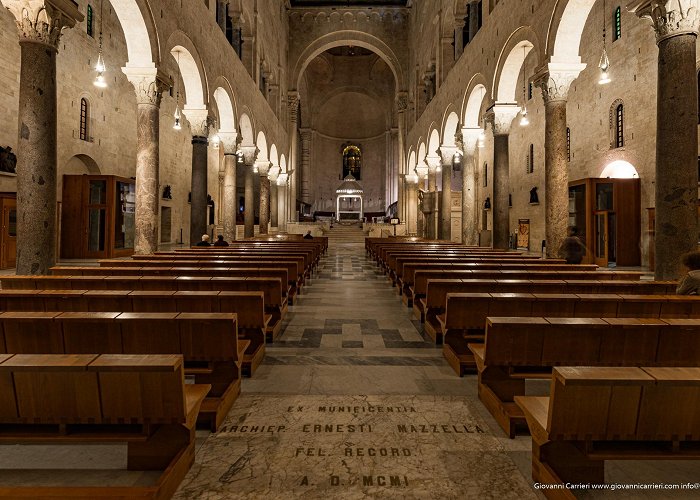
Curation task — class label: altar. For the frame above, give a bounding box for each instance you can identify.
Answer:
[336,174,364,221]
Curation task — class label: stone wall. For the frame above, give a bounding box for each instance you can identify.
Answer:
[0,0,288,248]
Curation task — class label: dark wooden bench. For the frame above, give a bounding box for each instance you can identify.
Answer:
[0,353,209,499]
[441,292,700,375]
[419,277,674,334]
[470,316,700,437]
[0,289,269,374]
[515,367,700,498]
[0,313,244,431]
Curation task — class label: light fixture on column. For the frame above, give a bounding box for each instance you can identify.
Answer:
[519,45,529,126]
[598,0,611,85]
[173,51,182,130]
[93,0,107,88]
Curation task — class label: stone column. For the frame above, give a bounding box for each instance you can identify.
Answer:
[183,110,211,246]
[300,128,312,204]
[425,155,441,239]
[219,132,238,242]
[461,128,482,246]
[438,147,457,241]
[415,163,428,238]
[122,69,168,255]
[257,160,271,235]
[396,92,409,221]
[269,166,280,229]
[630,1,700,278]
[454,19,465,59]
[534,64,585,258]
[468,1,480,42]
[216,0,228,32]
[240,146,258,238]
[277,173,288,232]
[405,174,419,235]
[7,1,82,274]
[287,93,300,222]
[485,104,519,250]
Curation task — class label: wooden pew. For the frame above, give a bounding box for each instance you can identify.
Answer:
[0,289,269,375]
[470,316,700,437]
[419,277,674,334]
[46,268,288,329]
[515,367,700,498]
[0,353,209,499]
[97,259,303,301]
[441,292,700,376]
[0,313,243,431]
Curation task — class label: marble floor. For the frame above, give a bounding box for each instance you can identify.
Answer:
[0,242,697,498]
[172,242,699,499]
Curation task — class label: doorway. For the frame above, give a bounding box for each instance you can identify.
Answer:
[594,211,617,267]
[1,196,16,269]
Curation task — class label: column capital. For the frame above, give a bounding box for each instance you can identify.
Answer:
[460,127,482,157]
[256,160,271,176]
[240,145,259,166]
[268,165,280,181]
[438,145,459,166]
[183,108,213,138]
[6,0,83,48]
[484,103,520,136]
[218,131,239,155]
[532,62,587,103]
[299,128,312,141]
[288,91,300,121]
[276,172,288,186]
[628,0,700,43]
[396,91,409,112]
[415,160,429,179]
[122,67,171,107]
[425,154,441,171]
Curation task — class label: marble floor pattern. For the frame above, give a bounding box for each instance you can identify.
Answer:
[172,242,699,499]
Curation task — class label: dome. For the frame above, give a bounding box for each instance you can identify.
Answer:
[336,174,364,195]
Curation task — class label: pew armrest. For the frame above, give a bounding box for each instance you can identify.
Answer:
[514,396,550,445]
[184,384,211,428]
[468,344,486,372]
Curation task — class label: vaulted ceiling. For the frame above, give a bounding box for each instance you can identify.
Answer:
[290,0,408,7]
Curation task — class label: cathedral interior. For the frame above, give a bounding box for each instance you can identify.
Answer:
[0,0,699,498]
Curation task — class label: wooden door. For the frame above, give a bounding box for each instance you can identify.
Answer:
[594,211,609,267]
[84,179,109,259]
[1,197,16,269]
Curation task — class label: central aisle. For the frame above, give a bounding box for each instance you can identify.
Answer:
[174,241,537,499]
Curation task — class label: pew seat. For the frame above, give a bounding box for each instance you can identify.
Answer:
[515,367,700,499]
[0,353,209,499]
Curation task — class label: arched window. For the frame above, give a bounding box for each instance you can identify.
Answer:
[86,4,94,37]
[483,162,488,187]
[609,99,624,149]
[613,6,622,41]
[566,127,571,162]
[342,145,362,180]
[79,98,90,142]
[526,144,534,174]
[615,103,624,148]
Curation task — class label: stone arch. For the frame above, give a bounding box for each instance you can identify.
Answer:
[239,113,255,146]
[441,108,460,147]
[309,85,392,130]
[427,127,441,157]
[270,144,279,167]
[461,74,489,128]
[493,27,540,102]
[280,154,287,173]
[110,0,160,69]
[64,154,101,175]
[547,0,598,64]
[168,33,208,110]
[291,31,406,92]
[417,142,427,172]
[212,79,238,135]
[256,131,268,161]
